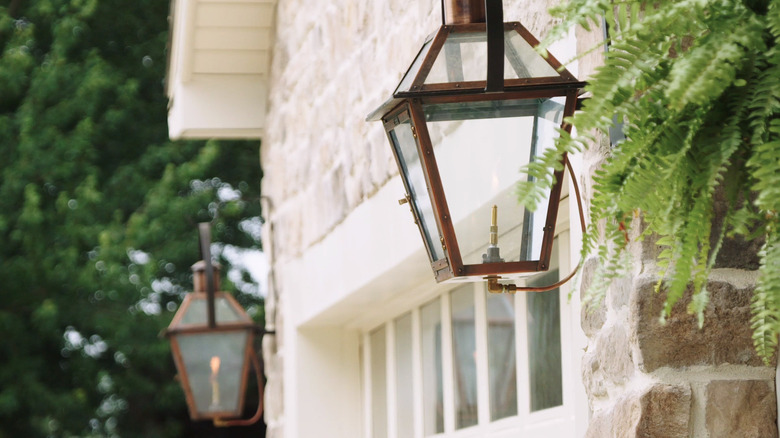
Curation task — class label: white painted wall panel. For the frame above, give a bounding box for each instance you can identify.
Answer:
[193,49,270,74]
[168,75,266,139]
[196,3,275,27]
[194,27,272,50]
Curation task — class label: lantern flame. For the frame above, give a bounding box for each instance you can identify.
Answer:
[491,172,500,193]
[210,356,221,408]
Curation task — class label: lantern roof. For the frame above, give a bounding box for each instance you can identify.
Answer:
[167,292,254,334]
[367,22,584,122]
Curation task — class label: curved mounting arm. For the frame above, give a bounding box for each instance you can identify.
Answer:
[490,155,587,293]
[213,340,265,427]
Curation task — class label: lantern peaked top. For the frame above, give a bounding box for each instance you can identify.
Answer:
[367,0,585,286]
[367,0,584,122]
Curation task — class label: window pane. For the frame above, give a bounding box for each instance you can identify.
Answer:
[451,286,478,429]
[485,292,517,420]
[371,327,388,438]
[395,313,414,437]
[421,298,444,435]
[526,269,562,412]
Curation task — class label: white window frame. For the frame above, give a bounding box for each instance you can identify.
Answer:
[362,197,578,438]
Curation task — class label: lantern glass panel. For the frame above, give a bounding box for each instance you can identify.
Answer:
[395,36,435,94]
[389,118,445,263]
[426,32,487,83]
[422,97,564,267]
[180,296,247,325]
[424,31,559,85]
[177,331,249,415]
[504,31,559,79]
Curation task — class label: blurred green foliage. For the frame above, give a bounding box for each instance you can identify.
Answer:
[0,0,265,436]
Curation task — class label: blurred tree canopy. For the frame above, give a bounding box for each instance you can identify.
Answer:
[0,0,265,436]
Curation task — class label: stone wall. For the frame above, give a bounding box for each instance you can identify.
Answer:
[572,16,778,437]
[581,258,778,437]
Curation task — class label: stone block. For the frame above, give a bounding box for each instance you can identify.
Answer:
[599,325,634,383]
[632,278,766,372]
[586,383,691,438]
[706,380,778,438]
[608,274,632,310]
[580,257,606,336]
[634,383,691,438]
[711,184,762,270]
[575,24,605,81]
[582,351,607,398]
[582,323,634,401]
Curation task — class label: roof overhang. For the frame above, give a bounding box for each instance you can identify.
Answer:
[166,0,276,140]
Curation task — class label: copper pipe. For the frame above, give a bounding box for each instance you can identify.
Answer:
[485,155,589,294]
[443,0,485,24]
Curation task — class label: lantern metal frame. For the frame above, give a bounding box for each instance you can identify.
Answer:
[368,0,586,286]
[164,223,264,426]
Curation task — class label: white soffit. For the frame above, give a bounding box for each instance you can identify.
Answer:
[167,0,276,140]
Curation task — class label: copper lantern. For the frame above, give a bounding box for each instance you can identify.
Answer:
[367,0,584,285]
[165,224,259,423]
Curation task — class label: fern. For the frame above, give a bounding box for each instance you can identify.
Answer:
[521,0,780,361]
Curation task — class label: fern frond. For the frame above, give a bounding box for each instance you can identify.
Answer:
[531,0,780,363]
[665,14,765,110]
[748,121,780,212]
[752,226,780,364]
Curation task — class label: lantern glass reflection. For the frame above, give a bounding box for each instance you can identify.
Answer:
[179,296,244,325]
[388,116,445,263]
[423,97,564,267]
[177,331,250,415]
[395,26,562,95]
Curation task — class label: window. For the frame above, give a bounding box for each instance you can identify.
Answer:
[363,236,574,438]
